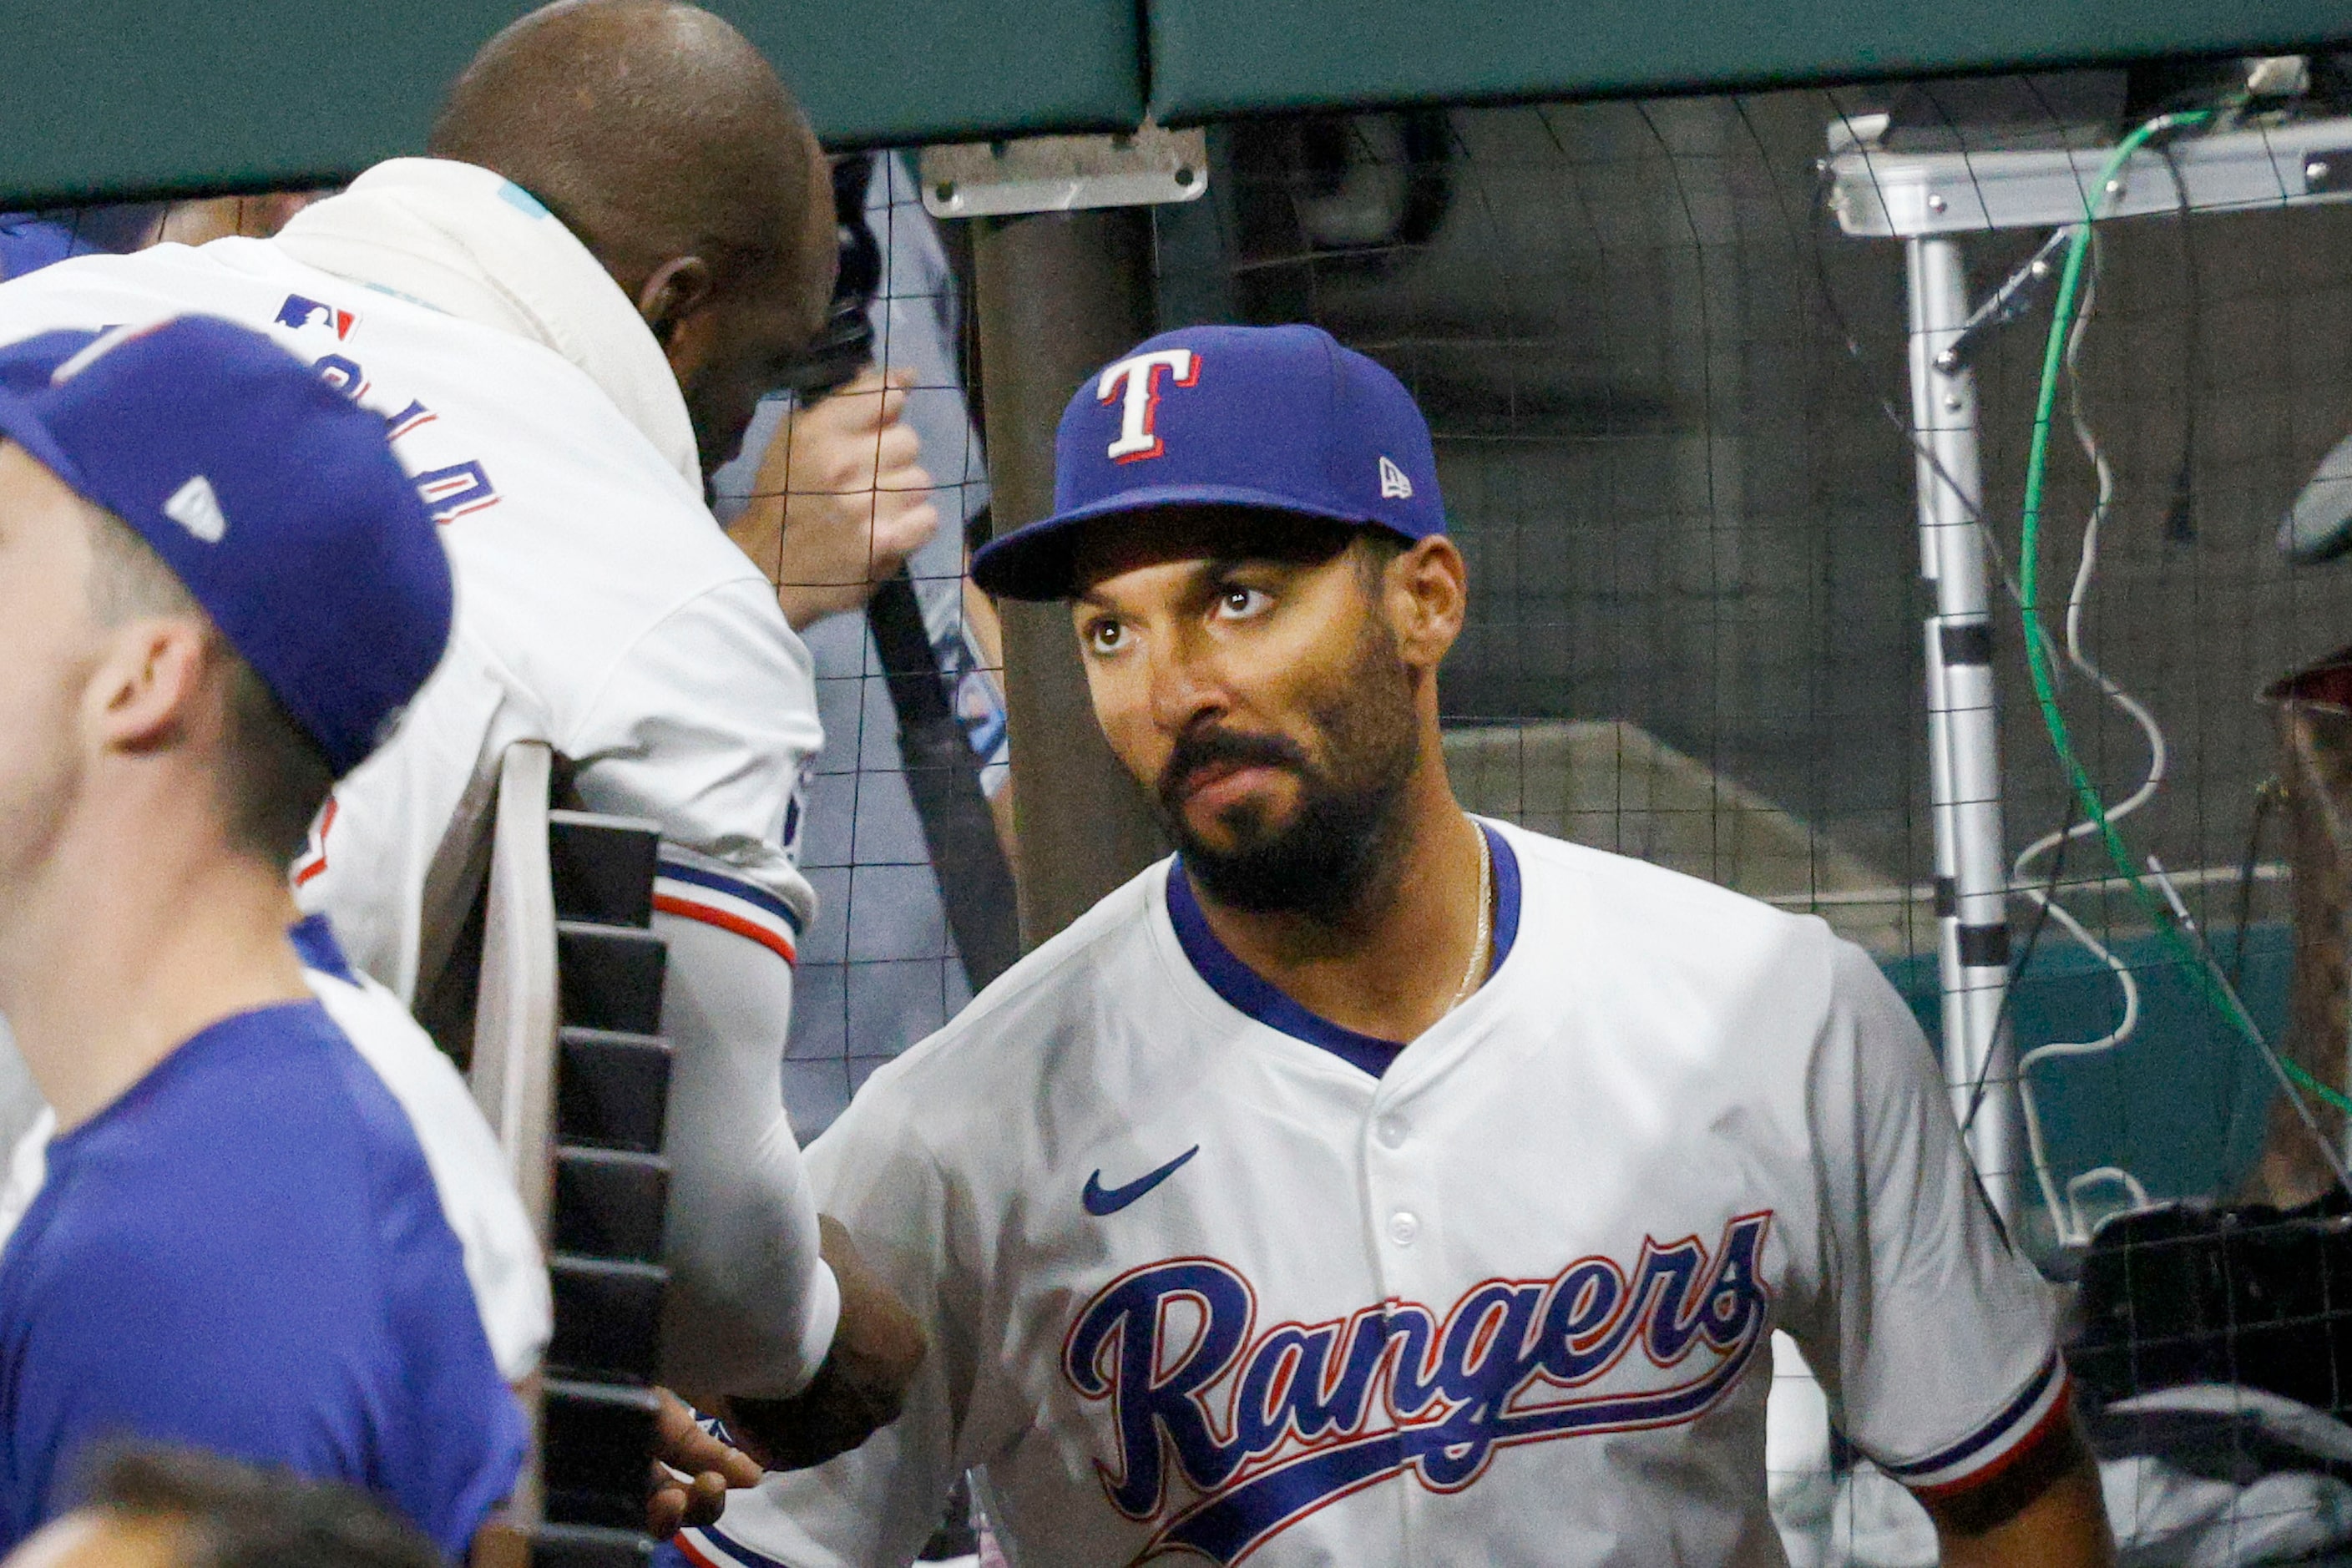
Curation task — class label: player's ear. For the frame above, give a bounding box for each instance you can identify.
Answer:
[1384,535,1466,669]
[85,615,213,759]
[636,255,720,354]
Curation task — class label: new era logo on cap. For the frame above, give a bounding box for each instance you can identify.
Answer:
[163,475,226,543]
[1379,456,1414,499]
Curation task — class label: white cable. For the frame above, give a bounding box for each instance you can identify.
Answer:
[2008,229,2172,1247]
[2014,892,2142,1241]
[2066,1166,2154,1227]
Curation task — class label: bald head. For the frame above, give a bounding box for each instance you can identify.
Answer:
[429,0,838,472]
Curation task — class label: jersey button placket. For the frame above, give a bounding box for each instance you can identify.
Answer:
[1363,1100,1424,1562]
[1368,1107,1420,1252]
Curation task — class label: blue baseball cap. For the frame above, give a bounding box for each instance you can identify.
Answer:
[971,323,1444,600]
[0,316,451,776]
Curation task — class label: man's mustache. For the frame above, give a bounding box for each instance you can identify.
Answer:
[1157,726,1313,807]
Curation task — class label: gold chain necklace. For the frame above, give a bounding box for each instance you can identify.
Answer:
[1445,825,1493,1014]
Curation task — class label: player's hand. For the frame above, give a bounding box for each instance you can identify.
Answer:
[720,1216,928,1471]
[729,369,940,631]
[646,1385,763,1537]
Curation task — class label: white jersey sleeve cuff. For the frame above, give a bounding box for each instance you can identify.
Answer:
[1874,1349,2070,1500]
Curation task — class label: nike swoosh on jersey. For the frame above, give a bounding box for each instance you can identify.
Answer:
[1083,1146,1200,1216]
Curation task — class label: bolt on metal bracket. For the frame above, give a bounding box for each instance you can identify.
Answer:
[920,121,1209,220]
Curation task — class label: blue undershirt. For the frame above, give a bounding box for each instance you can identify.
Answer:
[0,998,526,1557]
[1167,822,1522,1077]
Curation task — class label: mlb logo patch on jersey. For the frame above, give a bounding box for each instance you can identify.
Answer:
[273,294,359,341]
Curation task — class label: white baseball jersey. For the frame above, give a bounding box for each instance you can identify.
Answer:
[0,195,817,995]
[684,821,2062,1568]
[0,158,840,1393]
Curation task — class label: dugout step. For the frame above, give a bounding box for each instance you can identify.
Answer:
[549,1257,666,1385]
[557,923,666,1035]
[557,1028,672,1153]
[530,1523,654,1567]
[554,1147,670,1263]
[541,1379,660,1530]
[549,811,660,929]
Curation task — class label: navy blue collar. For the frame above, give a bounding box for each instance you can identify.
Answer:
[288,913,357,984]
[1166,822,1522,1079]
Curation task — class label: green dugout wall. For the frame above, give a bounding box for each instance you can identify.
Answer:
[1145,0,2352,120]
[0,0,1141,205]
[10,0,2352,203]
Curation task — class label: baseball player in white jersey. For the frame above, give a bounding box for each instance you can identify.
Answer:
[678,325,2113,1567]
[0,0,926,1460]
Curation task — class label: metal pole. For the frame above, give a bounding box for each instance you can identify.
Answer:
[1904,236,2020,1221]
[972,208,1169,948]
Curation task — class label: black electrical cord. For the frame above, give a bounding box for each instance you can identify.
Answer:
[2228,779,2283,996]
[2157,137,2202,544]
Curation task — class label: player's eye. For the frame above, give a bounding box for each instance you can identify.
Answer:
[1084,617,1127,655]
[1215,585,1269,620]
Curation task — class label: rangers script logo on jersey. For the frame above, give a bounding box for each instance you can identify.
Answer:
[1063,1211,1774,1565]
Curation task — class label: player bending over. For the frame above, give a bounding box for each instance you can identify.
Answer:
[0,317,520,1556]
[0,0,923,1456]
[679,324,2115,1568]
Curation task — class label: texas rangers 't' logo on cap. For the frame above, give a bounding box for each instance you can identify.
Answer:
[1099,347,1200,463]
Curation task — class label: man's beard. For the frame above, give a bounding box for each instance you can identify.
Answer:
[1156,623,1421,923]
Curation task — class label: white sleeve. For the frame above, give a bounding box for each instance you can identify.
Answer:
[680,1089,967,1568]
[558,579,840,1399]
[0,1018,47,1243]
[1789,939,2067,1502]
[306,967,553,1384]
[654,906,838,1400]
[568,577,822,928]
[0,1105,53,1247]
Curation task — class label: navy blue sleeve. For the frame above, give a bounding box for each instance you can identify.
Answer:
[3,1218,375,1534]
[3,1187,524,1559]
[0,1007,527,1559]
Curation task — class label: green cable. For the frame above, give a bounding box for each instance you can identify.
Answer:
[2014,109,2352,1118]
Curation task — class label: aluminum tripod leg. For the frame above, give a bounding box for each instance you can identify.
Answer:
[1906,236,2021,1223]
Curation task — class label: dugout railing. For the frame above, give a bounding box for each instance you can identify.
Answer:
[468,740,678,1567]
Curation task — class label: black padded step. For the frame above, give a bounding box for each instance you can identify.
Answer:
[531,1523,654,1567]
[557,923,666,1035]
[541,1379,660,1530]
[549,811,660,929]
[557,1029,672,1153]
[549,1256,666,1384]
[554,1148,669,1263]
